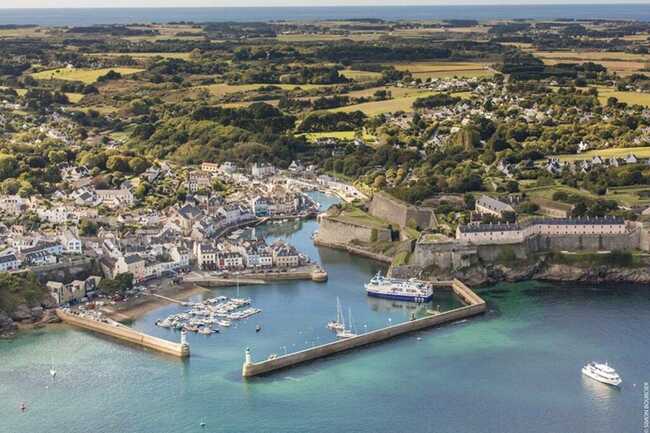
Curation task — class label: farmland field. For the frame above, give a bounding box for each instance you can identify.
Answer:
[340,69,383,82]
[30,67,144,83]
[553,145,650,162]
[201,82,329,97]
[332,90,471,115]
[300,130,376,142]
[597,89,650,107]
[89,52,193,60]
[391,61,493,79]
[534,50,650,76]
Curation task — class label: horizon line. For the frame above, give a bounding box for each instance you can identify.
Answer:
[2,2,650,10]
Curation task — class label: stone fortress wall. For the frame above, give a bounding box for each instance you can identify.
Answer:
[414,222,646,271]
[368,192,437,230]
[316,215,392,244]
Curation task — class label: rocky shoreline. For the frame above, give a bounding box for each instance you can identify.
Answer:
[0,305,61,339]
[449,260,650,287]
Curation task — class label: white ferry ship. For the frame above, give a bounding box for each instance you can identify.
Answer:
[364,272,433,303]
[582,362,622,386]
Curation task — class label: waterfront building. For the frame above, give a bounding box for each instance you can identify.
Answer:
[115,254,146,282]
[456,216,627,245]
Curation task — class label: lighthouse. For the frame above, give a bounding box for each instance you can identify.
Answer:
[180,329,190,357]
[242,348,253,377]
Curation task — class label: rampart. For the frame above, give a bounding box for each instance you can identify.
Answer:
[368,192,437,230]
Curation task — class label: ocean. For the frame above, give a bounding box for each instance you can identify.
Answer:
[1,4,650,26]
[1,192,648,433]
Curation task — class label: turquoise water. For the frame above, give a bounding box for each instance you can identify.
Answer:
[1,193,649,433]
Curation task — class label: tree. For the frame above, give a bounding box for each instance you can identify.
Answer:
[0,154,18,181]
[128,157,149,174]
[98,273,133,295]
[79,219,98,236]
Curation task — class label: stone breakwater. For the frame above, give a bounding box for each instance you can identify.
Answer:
[56,309,190,358]
[241,279,485,377]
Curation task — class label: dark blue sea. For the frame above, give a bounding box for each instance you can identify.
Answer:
[1,4,650,26]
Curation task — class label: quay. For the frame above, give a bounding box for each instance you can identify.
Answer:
[56,309,190,358]
[242,279,485,377]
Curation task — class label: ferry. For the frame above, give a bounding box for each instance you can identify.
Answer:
[582,362,622,386]
[364,272,433,303]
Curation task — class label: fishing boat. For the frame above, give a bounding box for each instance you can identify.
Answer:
[327,297,345,332]
[336,308,357,339]
[582,362,622,386]
[364,272,433,303]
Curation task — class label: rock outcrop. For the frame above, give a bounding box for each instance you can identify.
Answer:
[451,260,650,287]
[0,310,17,338]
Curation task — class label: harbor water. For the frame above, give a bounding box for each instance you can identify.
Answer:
[1,192,648,433]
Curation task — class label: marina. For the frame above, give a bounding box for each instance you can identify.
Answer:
[155,296,262,335]
[2,193,647,433]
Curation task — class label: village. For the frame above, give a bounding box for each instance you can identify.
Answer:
[0,157,355,313]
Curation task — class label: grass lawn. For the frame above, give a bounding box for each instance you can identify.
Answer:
[553,145,650,162]
[31,67,143,83]
[332,206,390,229]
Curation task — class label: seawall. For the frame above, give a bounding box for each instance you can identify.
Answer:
[242,279,484,377]
[56,309,189,358]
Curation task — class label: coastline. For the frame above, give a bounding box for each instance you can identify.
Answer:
[103,284,210,322]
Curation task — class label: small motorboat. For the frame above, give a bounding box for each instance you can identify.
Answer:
[255,324,262,333]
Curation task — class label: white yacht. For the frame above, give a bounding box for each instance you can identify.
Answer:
[336,308,357,339]
[327,297,345,332]
[582,362,622,386]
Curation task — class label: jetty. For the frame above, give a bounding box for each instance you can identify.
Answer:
[56,309,190,358]
[242,279,485,377]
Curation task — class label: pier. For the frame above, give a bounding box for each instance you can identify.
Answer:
[56,309,190,358]
[242,279,485,377]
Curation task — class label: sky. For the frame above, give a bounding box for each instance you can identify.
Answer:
[2,0,650,8]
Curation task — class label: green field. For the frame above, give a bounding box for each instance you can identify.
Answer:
[554,145,650,162]
[525,183,650,207]
[331,206,389,229]
[31,67,143,83]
